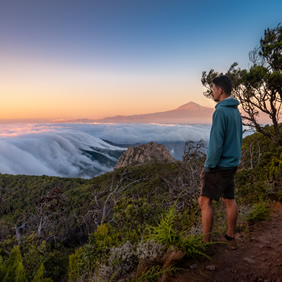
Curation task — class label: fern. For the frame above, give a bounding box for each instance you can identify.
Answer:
[179,233,210,259]
[147,203,210,260]
[147,205,179,247]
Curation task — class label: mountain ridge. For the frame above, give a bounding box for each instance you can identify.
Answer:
[57,100,271,124]
[60,101,214,124]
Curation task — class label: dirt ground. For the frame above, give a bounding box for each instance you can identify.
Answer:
[170,202,282,282]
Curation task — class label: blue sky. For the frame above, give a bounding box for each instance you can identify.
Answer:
[0,0,281,120]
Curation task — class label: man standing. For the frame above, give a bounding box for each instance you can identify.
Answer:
[199,75,242,249]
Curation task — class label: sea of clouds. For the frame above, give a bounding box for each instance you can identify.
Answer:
[0,123,211,178]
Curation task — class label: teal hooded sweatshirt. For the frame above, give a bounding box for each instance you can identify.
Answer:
[204,97,242,171]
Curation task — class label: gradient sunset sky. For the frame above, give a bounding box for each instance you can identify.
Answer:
[1,0,281,121]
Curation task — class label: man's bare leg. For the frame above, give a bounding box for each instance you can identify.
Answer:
[224,198,238,238]
[199,196,213,242]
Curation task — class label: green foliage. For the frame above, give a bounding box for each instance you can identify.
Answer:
[236,128,282,204]
[68,223,122,279]
[148,205,179,247]
[113,197,154,242]
[269,152,282,180]
[68,247,83,281]
[91,223,120,251]
[0,161,180,245]
[245,202,270,223]
[31,264,44,282]
[173,207,201,234]
[240,128,279,169]
[13,233,68,281]
[148,204,209,259]
[43,247,71,281]
[179,233,209,259]
[0,235,18,258]
[260,24,282,70]
[0,245,27,282]
[0,256,4,281]
[31,264,53,282]
[201,24,282,145]
[21,234,48,280]
[135,265,178,282]
[277,189,282,202]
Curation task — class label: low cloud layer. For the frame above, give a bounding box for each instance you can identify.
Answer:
[63,123,211,144]
[0,123,211,178]
[0,128,125,178]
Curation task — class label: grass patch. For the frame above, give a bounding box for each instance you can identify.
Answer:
[245,202,270,224]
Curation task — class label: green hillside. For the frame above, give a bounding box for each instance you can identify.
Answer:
[0,128,281,281]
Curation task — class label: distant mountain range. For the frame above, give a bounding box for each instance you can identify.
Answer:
[64,102,214,124]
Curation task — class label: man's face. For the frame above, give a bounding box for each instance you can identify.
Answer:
[212,84,222,102]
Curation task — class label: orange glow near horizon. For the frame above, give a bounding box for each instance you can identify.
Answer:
[1,91,214,121]
[1,56,214,121]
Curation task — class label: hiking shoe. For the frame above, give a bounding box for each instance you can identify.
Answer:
[224,234,237,250]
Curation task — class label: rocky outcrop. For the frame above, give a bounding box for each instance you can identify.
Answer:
[115,142,176,169]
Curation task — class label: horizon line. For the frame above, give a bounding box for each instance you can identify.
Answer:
[0,101,212,123]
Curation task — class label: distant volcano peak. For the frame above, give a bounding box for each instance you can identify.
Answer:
[61,101,214,124]
[176,101,206,111]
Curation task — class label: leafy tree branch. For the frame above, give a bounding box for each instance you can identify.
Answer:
[202,24,282,145]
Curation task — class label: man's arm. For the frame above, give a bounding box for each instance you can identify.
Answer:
[204,110,226,171]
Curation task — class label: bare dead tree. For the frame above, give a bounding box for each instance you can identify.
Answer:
[182,139,206,188]
[35,186,65,240]
[14,223,26,244]
[100,170,143,225]
[241,141,262,169]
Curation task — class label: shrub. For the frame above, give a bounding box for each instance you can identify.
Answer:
[0,245,27,282]
[136,240,165,261]
[112,197,154,242]
[245,202,270,223]
[97,241,138,281]
[68,247,83,281]
[31,264,53,282]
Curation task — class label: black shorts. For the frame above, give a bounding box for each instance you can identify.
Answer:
[200,167,237,201]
